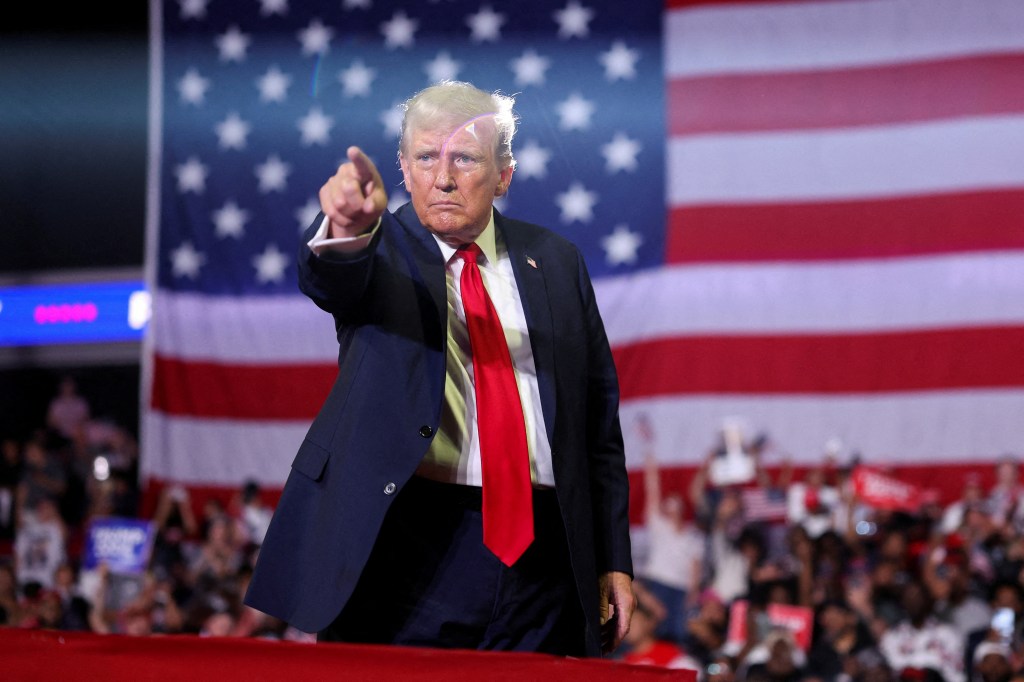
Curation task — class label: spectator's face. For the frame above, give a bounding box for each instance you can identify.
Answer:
[978,653,1013,682]
[400,118,512,246]
[902,583,932,622]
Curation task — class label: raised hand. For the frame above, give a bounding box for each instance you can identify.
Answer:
[319,146,388,237]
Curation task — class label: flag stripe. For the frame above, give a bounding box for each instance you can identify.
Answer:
[596,251,1024,344]
[665,0,1024,77]
[152,252,1024,362]
[668,115,1024,205]
[669,53,1024,135]
[143,412,307,485]
[618,390,1024,469]
[152,292,336,362]
[613,327,1024,399]
[666,189,1024,263]
[150,355,334,419]
[152,325,1024,420]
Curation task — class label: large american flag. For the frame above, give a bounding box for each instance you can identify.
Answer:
[143,0,1024,518]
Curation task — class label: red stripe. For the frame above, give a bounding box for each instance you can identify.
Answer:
[669,54,1024,135]
[151,355,336,419]
[627,461,1000,525]
[613,327,1024,398]
[666,189,1024,263]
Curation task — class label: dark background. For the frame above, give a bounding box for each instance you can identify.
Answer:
[0,4,148,274]
[1,5,149,441]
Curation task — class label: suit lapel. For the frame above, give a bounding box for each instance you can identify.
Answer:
[394,203,447,322]
[499,214,557,446]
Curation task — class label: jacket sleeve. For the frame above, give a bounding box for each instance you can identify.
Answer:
[576,248,633,577]
[297,212,382,321]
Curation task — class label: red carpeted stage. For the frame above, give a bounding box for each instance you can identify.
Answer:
[1,629,694,681]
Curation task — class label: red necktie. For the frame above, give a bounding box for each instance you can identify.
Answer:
[455,243,534,566]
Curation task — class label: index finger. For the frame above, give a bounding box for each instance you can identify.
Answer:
[347,146,378,185]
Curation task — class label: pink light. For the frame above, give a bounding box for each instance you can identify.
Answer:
[33,302,99,325]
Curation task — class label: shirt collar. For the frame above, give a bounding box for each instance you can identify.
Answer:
[433,210,498,265]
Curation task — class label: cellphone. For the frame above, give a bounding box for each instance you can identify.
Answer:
[993,607,1015,642]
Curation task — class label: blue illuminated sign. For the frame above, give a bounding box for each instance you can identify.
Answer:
[0,280,149,347]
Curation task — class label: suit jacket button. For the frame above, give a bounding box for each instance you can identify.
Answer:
[384,482,397,495]
[419,425,433,438]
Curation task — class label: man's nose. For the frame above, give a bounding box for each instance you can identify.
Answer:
[434,159,456,190]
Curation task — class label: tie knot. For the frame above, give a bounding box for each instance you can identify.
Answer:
[455,242,483,264]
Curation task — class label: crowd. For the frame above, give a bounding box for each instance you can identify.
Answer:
[0,375,310,643]
[615,433,1024,682]
[3,376,1024,681]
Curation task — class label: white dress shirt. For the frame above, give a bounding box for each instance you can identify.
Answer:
[308,211,554,487]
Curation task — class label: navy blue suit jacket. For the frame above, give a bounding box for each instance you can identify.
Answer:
[244,204,632,656]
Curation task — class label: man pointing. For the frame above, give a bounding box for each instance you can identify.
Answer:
[245,80,634,657]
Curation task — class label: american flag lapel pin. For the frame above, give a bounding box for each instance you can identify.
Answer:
[526,256,538,269]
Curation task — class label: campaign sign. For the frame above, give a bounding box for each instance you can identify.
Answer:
[852,466,922,512]
[727,600,815,652]
[83,517,156,574]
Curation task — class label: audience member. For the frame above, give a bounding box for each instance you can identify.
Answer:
[636,450,706,645]
[878,579,966,682]
[45,376,90,445]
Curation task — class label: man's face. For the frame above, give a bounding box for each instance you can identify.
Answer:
[400,117,513,246]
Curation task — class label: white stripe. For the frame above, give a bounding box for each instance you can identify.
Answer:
[620,389,1024,471]
[668,115,1024,205]
[151,290,338,362]
[666,0,1024,77]
[150,251,1024,362]
[141,412,307,486]
[595,251,1024,345]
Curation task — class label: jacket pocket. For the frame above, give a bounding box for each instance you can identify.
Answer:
[291,438,331,482]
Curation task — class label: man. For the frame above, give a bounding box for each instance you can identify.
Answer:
[244,81,634,657]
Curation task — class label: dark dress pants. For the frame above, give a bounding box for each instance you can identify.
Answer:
[317,476,586,656]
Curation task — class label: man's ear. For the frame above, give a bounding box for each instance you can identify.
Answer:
[495,164,514,197]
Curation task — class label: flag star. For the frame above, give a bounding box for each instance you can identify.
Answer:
[602,132,642,173]
[600,41,640,81]
[257,65,291,103]
[387,190,410,214]
[601,224,643,265]
[515,140,552,180]
[380,103,404,139]
[259,0,288,16]
[553,1,594,39]
[556,93,595,131]
[215,112,251,150]
[296,198,321,232]
[339,60,376,97]
[555,182,598,223]
[177,68,210,105]
[253,244,289,284]
[179,0,209,20]
[343,0,371,8]
[424,52,461,84]
[170,241,206,279]
[298,106,334,146]
[381,11,418,50]
[175,157,209,193]
[467,6,505,43]
[510,49,550,88]
[212,200,250,239]
[255,154,292,193]
[216,26,251,62]
[298,19,334,56]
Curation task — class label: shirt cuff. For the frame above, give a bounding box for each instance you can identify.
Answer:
[307,216,380,256]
